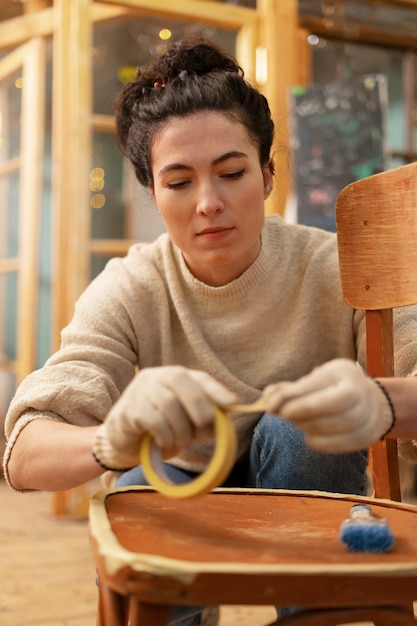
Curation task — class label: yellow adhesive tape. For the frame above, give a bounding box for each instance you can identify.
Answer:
[140,405,238,499]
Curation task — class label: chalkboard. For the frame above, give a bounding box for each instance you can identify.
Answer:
[289,74,388,231]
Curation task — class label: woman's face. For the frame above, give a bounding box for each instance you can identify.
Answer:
[151,111,272,286]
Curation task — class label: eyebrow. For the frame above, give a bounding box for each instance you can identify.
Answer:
[213,151,248,165]
[158,151,248,177]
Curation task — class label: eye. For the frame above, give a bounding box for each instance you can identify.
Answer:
[222,169,245,180]
[166,179,190,190]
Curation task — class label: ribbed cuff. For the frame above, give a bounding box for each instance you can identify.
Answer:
[91,449,131,473]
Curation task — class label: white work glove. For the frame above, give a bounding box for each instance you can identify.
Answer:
[262,358,394,453]
[93,366,238,471]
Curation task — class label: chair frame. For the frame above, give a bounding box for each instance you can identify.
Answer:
[89,486,417,626]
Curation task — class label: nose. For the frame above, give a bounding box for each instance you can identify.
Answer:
[196,182,224,216]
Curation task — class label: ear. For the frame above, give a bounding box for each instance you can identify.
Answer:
[262,160,274,199]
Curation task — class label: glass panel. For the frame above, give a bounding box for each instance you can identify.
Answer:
[298,0,417,35]
[0,65,20,448]
[90,132,125,240]
[0,272,17,362]
[0,70,20,370]
[290,73,387,231]
[2,77,21,161]
[0,172,19,260]
[0,42,52,370]
[0,362,15,456]
[126,169,165,241]
[38,41,53,368]
[307,39,404,162]
[90,255,115,281]
[92,17,236,116]
[0,73,21,260]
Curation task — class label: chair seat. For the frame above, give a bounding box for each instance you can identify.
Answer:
[89,486,417,624]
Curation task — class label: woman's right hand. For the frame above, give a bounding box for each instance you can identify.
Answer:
[92,366,237,471]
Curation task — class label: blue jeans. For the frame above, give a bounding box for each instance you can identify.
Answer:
[115,413,368,625]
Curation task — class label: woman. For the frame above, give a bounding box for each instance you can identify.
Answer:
[4,37,417,625]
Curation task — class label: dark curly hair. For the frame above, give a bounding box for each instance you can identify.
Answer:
[114,37,275,187]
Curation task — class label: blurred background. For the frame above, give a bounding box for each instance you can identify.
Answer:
[1,0,417,505]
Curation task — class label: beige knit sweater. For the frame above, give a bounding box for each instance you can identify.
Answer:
[5,215,417,484]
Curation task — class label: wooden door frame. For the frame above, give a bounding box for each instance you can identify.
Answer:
[0,38,45,384]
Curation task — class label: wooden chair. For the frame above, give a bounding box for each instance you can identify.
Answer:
[89,162,417,626]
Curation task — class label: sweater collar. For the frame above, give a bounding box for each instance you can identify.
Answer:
[172,215,284,300]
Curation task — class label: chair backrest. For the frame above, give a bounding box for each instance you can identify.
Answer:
[336,162,417,501]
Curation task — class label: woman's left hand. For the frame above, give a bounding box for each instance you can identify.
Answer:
[262,359,394,453]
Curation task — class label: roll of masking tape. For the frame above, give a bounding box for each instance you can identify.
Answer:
[140,405,238,499]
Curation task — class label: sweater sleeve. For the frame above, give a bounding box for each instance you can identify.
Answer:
[4,255,140,447]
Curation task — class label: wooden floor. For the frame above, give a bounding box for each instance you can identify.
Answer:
[0,479,98,626]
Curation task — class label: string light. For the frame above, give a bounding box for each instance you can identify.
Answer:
[90,168,106,209]
[90,193,106,209]
[159,29,172,41]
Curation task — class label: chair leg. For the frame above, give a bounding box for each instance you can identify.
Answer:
[96,578,128,626]
[128,598,170,626]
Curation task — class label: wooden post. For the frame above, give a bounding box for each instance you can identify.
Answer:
[51,0,93,515]
[17,38,45,384]
[51,0,92,352]
[257,0,299,216]
[366,309,401,502]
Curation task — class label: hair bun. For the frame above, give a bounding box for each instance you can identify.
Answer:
[144,37,242,86]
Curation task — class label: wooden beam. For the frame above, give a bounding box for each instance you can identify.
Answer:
[17,37,46,383]
[235,16,259,85]
[0,43,27,80]
[91,114,116,133]
[89,239,137,255]
[97,0,255,28]
[0,359,16,373]
[257,0,298,216]
[299,15,417,50]
[25,0,48,12]
[0,258,19,274]
[51,0,93,348]
[0,10,53,52]
[0,4,130,52]
[383,0,417,8]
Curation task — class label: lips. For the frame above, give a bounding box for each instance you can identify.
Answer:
[197,226,233,236]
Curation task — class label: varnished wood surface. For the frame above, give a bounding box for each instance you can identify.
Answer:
[336,162,417,311]
[104,488,417,569]
[90,487,417,617]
